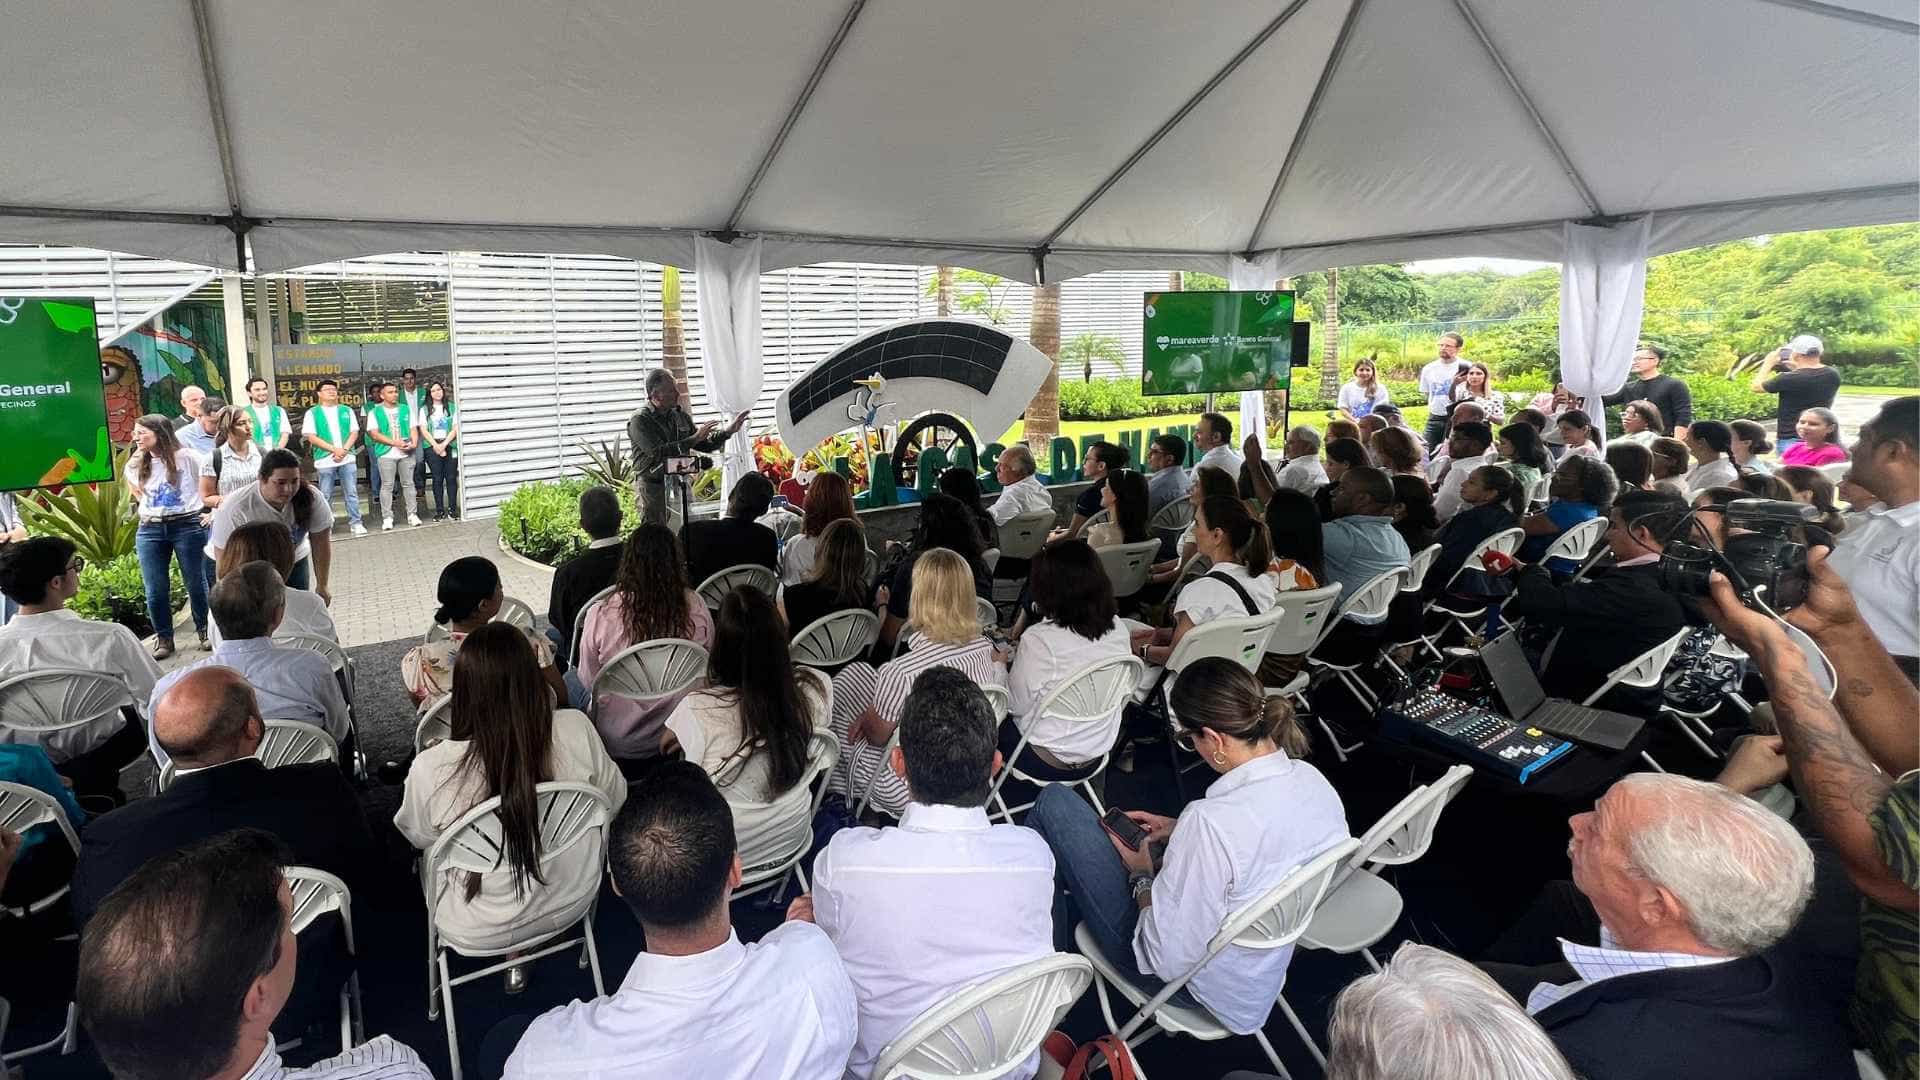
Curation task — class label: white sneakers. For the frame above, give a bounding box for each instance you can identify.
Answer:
[350,522,369,537]
[382,521,394,531]
[407,514,423,527]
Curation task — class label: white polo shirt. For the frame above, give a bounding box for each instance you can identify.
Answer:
[1827,499,1920,657]
[0,609,160,760]
[504,923,858,1080]
[1194,443,1244,481]
[990,474,1055,526]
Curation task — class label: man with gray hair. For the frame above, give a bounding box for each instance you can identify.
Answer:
[1481,772,1850,1079]
[627,368,748,526]
[989,442,1053,526]
[148,562,347,760]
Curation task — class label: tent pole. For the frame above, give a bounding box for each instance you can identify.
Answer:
[1243,0,1370,253]
[1450,0,1603,217]
[1751,0,1917,33]
[189,0,246,228]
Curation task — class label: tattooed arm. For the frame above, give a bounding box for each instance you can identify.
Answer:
[1785,546,1920,776]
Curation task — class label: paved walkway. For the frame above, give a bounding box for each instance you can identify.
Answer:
[324,517,553,647]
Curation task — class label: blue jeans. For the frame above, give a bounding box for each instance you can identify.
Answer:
[314,462,362,527]
[136,517,210,642]
[1027,785,1192,1005]
[366,449,382,504]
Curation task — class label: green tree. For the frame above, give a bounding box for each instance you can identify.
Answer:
[1293,265,1430,325]
[1766,263,1896,337]
[923,268,1015,325]
[1425,270,1503,320]
[1061,331,1126,382]
[1478,268,1560,319]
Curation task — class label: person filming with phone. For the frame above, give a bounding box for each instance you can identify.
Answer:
[627,368,749,526]
[1028,658,1350,1035]
[1750,334,1840,454]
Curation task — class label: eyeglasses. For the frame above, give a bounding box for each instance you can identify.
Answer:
[1173,726,1201,751]
[66,557,86,575]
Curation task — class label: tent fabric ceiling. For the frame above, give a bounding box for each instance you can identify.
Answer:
[2,0,1913,278]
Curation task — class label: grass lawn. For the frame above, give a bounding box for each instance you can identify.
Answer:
[997,410,1336,446]
[1839,384,1920,397]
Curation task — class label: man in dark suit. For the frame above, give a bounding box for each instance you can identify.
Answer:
[547,484,625,665]
[69,667,379,1040]
[1503,487,1697,711]
[1479,773,1852,1080]
[682,472,778,588]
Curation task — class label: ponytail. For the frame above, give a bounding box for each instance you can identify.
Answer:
[1690,420,1734,463]
[1170,657,1310,757]
[1199,495,1272,570]
[1471,464,1526,519]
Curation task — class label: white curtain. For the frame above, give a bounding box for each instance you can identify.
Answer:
[1558,217,1651,435]
[694,235,764,489]
[1228,253,1280,454]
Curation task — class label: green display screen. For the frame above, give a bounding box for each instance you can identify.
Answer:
[0,297,113,492]
[1141,290,1295,396]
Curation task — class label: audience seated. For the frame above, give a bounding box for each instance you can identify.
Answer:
[1146,465,1236,588]
[802,666,1055,1080]
[1321,467,1412,620]
[545,484,624,663]
[684,472,780,587]
[1325,943,1574,1080]
[1432,422,1497,520]
[396,625,626,986]
[876,493,991,653]
[211,521,338,646]
[1389,474,1439,552]
[1734,471,1797,501]
[0,742,85,910]
[76,829,432,1080]
[1372,427,1425,479]
[1144,434,1193,518]
[1517,455,1616,570]
[1423,465,1525,601]
[498,762,856,1078]
[779,518,875,639]
[1423,402,1486,479]
[1191,412,1244,480]
[780,472,858,585]
[1730,419,1775,474]
[1262,488,1325,593]
[1133,496,1279,677]
[1502,487,1696,710]
[1271,426,1328,494]
[1314,437,1370,520]
[829,550,1005,817]
[937,466,999,547]
[1604,440,1654,490]
[1083,468,1151,549]
[0,536,156,799]
[576,525,713,757]
[1681,420,1740,495]
[664,587,830,850]
[989,443,1054,525]
[1477,774,1846,1079]
[1826,395,1917,674]
[1029,660,1348,1034]
[1552,410,1601,469]
[1494,423,1550,500]
[151,563,349,754]
[405,555,568,711]
[1648,436,1691,487]
[1002,543,1130,782]
[1057,440,1128,542]
[1615,400,1665,447]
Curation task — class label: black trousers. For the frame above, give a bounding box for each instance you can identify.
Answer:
[54,714,147,804]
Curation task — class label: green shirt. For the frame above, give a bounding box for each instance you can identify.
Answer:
[1855,769,1919,1080]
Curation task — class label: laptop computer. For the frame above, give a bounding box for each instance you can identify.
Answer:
[1481,633,1646,752]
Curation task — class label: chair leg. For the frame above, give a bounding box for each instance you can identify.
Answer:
[1275,992,1327,1069]
[1317,717,1350,763]
[338,985,353,1055]
[348,971,365,1045]
[582,908,607,996]
[425,938,441,1020]
[438,952,463,1080]
[1079,776,1107,815]
[1361,947,1385,973]
[1641,751,1667,773]
[1252,1027,1298,1080]
[989,785,1016,825]
[1664,711,1723,761]
[1165,731,1186,800]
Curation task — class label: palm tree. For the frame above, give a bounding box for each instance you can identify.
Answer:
[1319,266,1340,399]
[1025,282,1062,448]
[936,266,954,317]
[661,264,687,396]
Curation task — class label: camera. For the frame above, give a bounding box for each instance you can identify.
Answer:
[1657,498,1823,611]
[664,454,711,477]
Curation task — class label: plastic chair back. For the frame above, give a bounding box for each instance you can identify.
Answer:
[696,564,780,611]
[1262,583,1345,656]
[592,639,708,708]
[1538,516,1609,566]
[996,509,1057,561]
[274,632,354,696]
[286,866,353,938]
[1216,838,1363,953]
[158,719,339,791]
[981,683,1010,720]
[0,668,135,737]
[736,731,839,887]
[1336,568,1407,626]
[1582,626,1691,706]
[427,781,612,880]
[1150,499,1194,532]
[416,693,454,754]
[1440,527,1524,593]
[1817,461,1850,486]
[872,954,1094,1080]
[1036,654,1144,729]
[1166,608,1287,676]
[791,609,879,669]
[1351,764,1472,873]
[1096,539,1163,599]
[567,586,617,666]
[0,781,82,916]
[1402,544,1441,594]
[977,597,999,629]
[495,596,537,631]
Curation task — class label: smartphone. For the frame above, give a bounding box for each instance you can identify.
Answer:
[1456,361,1471,373]
[1101,807,1149,851]
[1777,346,1792,361]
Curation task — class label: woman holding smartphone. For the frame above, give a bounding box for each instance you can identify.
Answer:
[1027,659,1350,1030]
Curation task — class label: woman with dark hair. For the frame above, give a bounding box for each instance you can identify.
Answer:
[396,622,625,987]
[1147,464,1240,589]
[1027,659,1348,1032]
[781,471,858,585]
[1736,472,1796,501]
[1371,428,1424,477]
[937,467,996,546]
[663,587,827,846]
[779,518,873,639]
[1616,400,1664,447]
[405,555,567,711]
[1134,497,1277,671]
[195,405,261,509]
[577,525,712,758]
[1451,362,1505,423]
[876,493,990,653]
[1316,437,1371,520]
[1495,423,1550,498]
[1263,489,1324,590]
[417,380,461,520]
[1552,410,1601,467]
[1519,455,1617,569]
[127,414,210,658]
[205,447,335,599]
[1777,465,1848,535]
[1682,420,1739,494]
[1004,543,1130,779]
[1648,437,1691,485]
[1085,469,1151,548]
[208,521,336,646]
[1424,464,1524,600]
[1604,441,1654,489]
[1781,407,1847,468]
[1390,474,1440,552]
[1730,420,1775,475]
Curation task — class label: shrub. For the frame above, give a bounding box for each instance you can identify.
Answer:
[1598,378,1776,431]
[498,477,639,565]
[1059,379,1205,420]
[70,552,185,637]
[1832,362,1919,388]
[17,446,140,565]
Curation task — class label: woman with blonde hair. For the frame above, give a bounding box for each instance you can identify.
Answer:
[826,547,1004,817]
[208,521,337,645]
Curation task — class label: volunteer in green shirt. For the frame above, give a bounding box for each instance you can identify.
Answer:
[365,381,421,530]
[242,376,290,451]
[300,379,367,537]
[400,367,430,503]
[417,379,462,521]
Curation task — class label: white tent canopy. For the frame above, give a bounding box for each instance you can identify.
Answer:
[3,0,1913,281]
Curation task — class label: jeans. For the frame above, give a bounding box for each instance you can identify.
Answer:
[367,449,381,503]
[424,449,459,516]
[1027,785,1193,1005]
[375,450,418,524]
[136,517,210,642]
[638,478,670,526]
[413,449,428,497]
[1424,412,1451,456]
[314,462,362,527]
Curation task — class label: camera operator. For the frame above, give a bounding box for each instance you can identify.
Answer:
[1696,550,1917,1080]
[1826,395,1919,681]
[627,369,749,526]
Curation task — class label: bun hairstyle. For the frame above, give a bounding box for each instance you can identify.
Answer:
[1170,657,1310,758]
[1689,420,1735,463]
[1776,465,1847,536]
[1557,410,1596,442]
[1199,495,1273,570]
[1730,420,1773,458]
[434,555,501,625]
[1470,464,1526,519]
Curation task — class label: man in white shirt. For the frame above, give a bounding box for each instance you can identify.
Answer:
[502,761,857,1080]
[989,443,1055,526]
[399,368,431,505]
[1418,332,1469,450]
[301,379,367,537]
[1826,395,1919,670]
[177,395,227,464]
[1432,421,1498,522]
[1191,412,1243,480]
[150,563,348,758]
[1425,401,1487,485]
[76,828,433,1080]
[363,381,421,530]
[800,667,1056,1080]
[1272,426,1329,494]
[0,536,159,797]
[242,377,291,451]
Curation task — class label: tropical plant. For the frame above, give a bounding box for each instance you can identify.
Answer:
[69,552,184,636]
[497,476,640,565]
[923,268,1015,326]
[18,445,140,564]
[1061,331,1126,382]
[575,434,635,489]
[1026,283,1062,446]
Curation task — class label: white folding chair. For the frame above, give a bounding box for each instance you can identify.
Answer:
[1150,498,1195,532]
[871,954,1094,1080]
[285,866,365,1054]
[587,639,708,720]
[1135,608,1289,710]
[1083,508,1112,528]
[865,547,883,585]
[1078,838,1362,1079]
[1566,627,1693,772]
[424,782,612,1080]
[1307,568,1409,713]
[857,684,1009,818]
[1535,515,1609,568]
[1818,461,1851,486]
[566,585,617,667]
[695,564,780,611]
[424,595,540,643]
[1300,765,1473,971]
[158,719,339,791]
[0,668,138,761]
[1527,472,1551,509]
[1096,539,1163,600]
[992,508,1057,604]
[0,782,81,919]
[275,632,357,703]
[415,693,455,754]
[1419,527,1524,652]
[791,609,880,670]
[1252,584,1350,761]
[977,596,1000,630]
[986,654,1144,823]
[1383,544,1443,673]
[735,730,840,903]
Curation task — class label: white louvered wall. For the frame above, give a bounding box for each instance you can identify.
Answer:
[0,246,218,343]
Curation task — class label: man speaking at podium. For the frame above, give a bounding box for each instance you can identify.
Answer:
[628,368,748,527]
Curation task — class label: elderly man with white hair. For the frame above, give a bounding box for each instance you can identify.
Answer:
[1479,772,1851,1079]
[988,442,1053,525]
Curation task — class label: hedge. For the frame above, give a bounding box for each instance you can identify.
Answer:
[70,553,185,637]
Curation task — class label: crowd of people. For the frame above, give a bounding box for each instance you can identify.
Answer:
[0,343,1912,1080]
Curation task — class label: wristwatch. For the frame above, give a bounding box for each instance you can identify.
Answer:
[1129,871,1154,900]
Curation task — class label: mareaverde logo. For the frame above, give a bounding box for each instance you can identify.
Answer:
[1155,335,1171,349]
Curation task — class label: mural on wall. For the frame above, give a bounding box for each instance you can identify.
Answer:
[99,301,228,442]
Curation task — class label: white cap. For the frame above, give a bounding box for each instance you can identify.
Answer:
[1788,334,1823,355]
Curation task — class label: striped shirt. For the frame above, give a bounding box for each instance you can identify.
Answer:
[240,1035,432,1079]
[828,634,1005,817]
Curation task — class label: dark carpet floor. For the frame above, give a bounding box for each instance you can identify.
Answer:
[9,623,1710,1080]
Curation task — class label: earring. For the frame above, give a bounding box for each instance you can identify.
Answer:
[1212,751,1227,765]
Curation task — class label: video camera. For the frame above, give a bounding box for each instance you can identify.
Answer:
[1656,497,1825,612]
